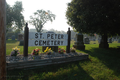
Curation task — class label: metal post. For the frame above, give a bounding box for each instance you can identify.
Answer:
[0,0,6,79]
[66,28,71,53]
[23,23,29,57]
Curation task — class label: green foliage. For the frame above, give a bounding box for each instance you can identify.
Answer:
[6,1,25,32]
[29,10,56,32]
[66,0,120,37]
[14,29,20,39]
[6,29,20,39]
[6,32,14,39]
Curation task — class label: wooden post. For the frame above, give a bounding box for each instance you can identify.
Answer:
[23,23,29,57]
[66,28,71,53]
[0,0,6,80]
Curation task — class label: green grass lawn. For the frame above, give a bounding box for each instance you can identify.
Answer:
[6,40,120,80]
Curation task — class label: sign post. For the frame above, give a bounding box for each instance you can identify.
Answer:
[0,0,6,79]
[23,23,29,57]
[66,28,71,53]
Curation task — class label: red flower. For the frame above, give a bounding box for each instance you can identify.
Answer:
[32,52,35,55]
[64,50,65,52]
[59,51,60,53]
[36,50,39,52]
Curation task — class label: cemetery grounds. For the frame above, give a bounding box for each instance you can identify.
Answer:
[6,39,120,80]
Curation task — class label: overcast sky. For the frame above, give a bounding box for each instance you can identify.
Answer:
[6,0,72,32]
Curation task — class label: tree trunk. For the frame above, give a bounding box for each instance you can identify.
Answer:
[99,34,109,49]
[0,0,6,80]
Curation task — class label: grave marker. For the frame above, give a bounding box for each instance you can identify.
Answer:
[18,34,24,46]
[12,35,15,40]
[108,38,112,43]
[118,39,120,43]
[84,37,90,44]
[73,33,85,50]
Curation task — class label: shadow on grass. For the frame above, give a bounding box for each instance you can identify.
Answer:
[80,47,120,77]
[7,60,94,80]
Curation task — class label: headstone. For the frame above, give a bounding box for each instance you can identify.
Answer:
[73,33,85,50]
[98,38,101,43]
[6,36,8,40]
[18,34,24,41]
[19,40,24,46]
[99,35,109,48]
[112,38,114,42]
[42,31,58,52]
[118,39,120,43]
[108,38,112,43]
[12,35,15,40]
[93,38,96,41]
[84,37,90,44]
[18,34,24,46]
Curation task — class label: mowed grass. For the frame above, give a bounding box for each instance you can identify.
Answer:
[6,40,120,80]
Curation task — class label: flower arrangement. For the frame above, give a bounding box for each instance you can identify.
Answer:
[31,48,40,55]
[11,47,20,56]
[70,47,76,53]
[44,47,53,55]
[58,48,65,54]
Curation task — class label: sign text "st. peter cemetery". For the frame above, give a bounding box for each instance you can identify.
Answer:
[28,32,68,46]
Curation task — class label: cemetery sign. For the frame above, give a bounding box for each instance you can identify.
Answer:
[29,32,68,46]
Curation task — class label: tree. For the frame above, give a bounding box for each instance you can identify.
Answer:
[6,1,25,32]
[0,0,6,79]
[29,10,56,32]
[66,0,120,48]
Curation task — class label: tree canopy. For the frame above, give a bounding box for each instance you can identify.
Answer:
[29,10,56,32]
[6,1,25,32]
[66,0,120,37]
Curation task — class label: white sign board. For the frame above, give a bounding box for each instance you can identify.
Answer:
[28,32,68,46]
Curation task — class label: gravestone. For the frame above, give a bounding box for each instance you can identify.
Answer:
[18,34,24,41]
[42,31,58,52]
[18,34,24,46]
[6,35,8,40]
[84,37,90,44]
[99,35,109,48]
[112,38,114,42]
[98,38,101,43]
[73,33,85,50]
[108,38,112,43]
[118,39,120,43]
[93,38,96,41]
[12,35,15,40]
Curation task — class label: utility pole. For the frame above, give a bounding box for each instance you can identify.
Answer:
[0,0,7,80]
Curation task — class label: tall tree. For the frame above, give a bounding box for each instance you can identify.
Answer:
[29,10,56,32]
[66,0,120,48]
[6,1,25,32]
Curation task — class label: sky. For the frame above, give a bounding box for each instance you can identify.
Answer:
[6,0,72,32]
